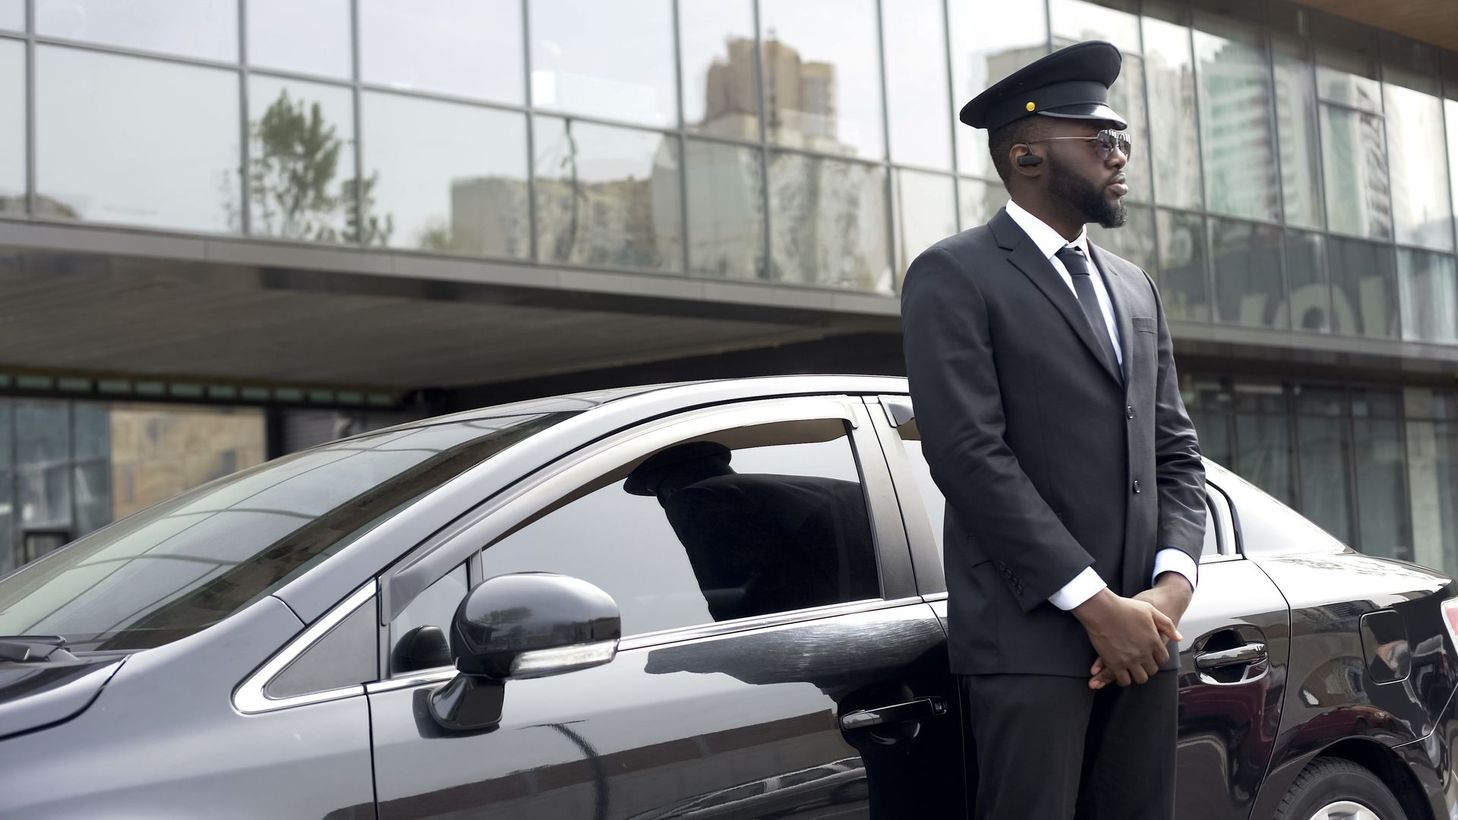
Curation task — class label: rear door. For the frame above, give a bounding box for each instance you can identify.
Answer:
[1172,481,1289,820]
[367,396,965,819]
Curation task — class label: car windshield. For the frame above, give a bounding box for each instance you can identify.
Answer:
[0,412,571,653]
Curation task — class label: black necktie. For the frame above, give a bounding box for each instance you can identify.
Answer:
[1055,245,1119,374]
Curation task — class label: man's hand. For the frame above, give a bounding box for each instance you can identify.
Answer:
[1088,573,1193,690]
[1073,588,1181,690]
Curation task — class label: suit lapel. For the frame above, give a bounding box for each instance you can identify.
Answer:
[990,209,1122,386]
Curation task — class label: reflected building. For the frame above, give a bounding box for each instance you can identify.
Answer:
[0,0,1457,575]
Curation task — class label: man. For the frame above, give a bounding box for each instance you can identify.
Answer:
[900,41,1206,819]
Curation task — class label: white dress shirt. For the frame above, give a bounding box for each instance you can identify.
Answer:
[1004,199,1198,609]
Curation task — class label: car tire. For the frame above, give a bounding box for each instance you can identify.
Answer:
[1273,757,1407,820]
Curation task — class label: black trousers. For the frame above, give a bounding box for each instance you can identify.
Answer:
[960,671,1177,820]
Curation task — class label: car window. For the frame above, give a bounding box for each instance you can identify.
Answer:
[265,597,378,698]
[479,418,881,637]
[390,563,467,673]
[0,412,571,653]
[892,419,946,557]
[1201,496,1221,558]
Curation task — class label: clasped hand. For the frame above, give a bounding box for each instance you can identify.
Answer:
[1074,576,1193,690]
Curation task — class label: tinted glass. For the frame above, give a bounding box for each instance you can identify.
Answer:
[883,0,952,169]
[1143,15,1202,208]
[949,0,1046,180]
[481,419,879,635]
[16,401,70,538]
[958,176,1001,231]
[1155,209,1210,321]
[679,0,758,139]
[1089,203,1157,275]
[362,92,529,256]
[72,403,110,536]
[1285,230,1330,332]
[534,117,682,271]
[1211,219,1285,328]
[685,139,764,280]
[1449,98,1458,248]
[1397,249,1458,345]
[1194,22,1278,221]
[1235,408,1294,505]
[0,39,22,215]
[1328,237,1398,338]
[360,0,522,104]
[1407,406,1458,576]
[1273,45,1323,229]
[894,170,957,285]
[530,0,675,127]
[1320,105,1392,240]
[1051,0,1151,202]
[36,47,241,232]
[1384,75,1453,251]
[1297,411,1353,542]
[1353,408,1411,559]
[36,0,237,61]
[247,76,356,243]
[0,414,569,652]
[759,0,884,160]
[391,562,466,672]
[1315,50,1381,112]
[247,0,351,79]
[768,153,889,293]
[265,598,377,698]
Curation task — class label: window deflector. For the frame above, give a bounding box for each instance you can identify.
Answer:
[381,397,861,627]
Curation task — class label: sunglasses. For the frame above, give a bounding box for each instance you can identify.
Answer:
[1025,129,1133,161]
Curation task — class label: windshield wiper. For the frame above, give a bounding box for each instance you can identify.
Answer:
[0,635,75,663]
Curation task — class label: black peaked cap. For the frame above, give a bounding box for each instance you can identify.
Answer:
[960,40,1126,131]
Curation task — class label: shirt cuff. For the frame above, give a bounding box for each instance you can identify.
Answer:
[1152,548,1198,591]
[1049,567,1106,611]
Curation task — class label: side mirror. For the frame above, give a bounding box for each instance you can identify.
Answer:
[429,573,620,731]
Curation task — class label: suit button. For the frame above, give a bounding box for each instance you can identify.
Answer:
[1126,404,1135,419]
[1132,480,1142,494]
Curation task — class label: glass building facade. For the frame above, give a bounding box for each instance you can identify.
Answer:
[1,0,1457,573]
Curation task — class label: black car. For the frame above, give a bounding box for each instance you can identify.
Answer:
[0,376,1454,820]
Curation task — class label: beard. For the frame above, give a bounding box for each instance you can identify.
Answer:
[1049,155,1127,229]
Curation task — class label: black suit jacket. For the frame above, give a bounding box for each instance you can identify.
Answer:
[901,207,1206,676]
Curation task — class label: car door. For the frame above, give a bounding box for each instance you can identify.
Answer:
[366,396,965,819]
[1172,480,1290,820]
[872,395,1289,819]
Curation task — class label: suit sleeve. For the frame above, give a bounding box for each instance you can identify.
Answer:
[1146,272,1207,566]
[902,246,1096,612]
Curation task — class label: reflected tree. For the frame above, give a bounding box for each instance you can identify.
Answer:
[248,89,392,245]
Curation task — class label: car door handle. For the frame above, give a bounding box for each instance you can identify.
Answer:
[1196,642,1268,670]
[840,697,946,730]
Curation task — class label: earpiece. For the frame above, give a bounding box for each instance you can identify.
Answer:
[1017,154,1043,167]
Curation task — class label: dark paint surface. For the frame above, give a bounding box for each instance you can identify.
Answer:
[0,656,122,740]
[371,603,963,819]
[1174,559,1290,820]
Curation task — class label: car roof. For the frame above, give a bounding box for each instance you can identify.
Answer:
[378,375,911,431]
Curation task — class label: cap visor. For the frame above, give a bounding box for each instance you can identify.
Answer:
[1037,103,1127,130]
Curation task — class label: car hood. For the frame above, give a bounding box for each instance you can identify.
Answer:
[0,658,125,741]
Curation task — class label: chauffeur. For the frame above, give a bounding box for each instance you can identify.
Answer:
[900,41,1207,819]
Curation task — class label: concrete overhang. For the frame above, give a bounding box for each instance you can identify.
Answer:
[0,219,898,392]
[1289,0,1458,55]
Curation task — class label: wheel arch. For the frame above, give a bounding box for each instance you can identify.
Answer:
[1253,739,1434,820]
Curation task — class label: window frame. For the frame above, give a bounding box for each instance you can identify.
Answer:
[376,395,915,678]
